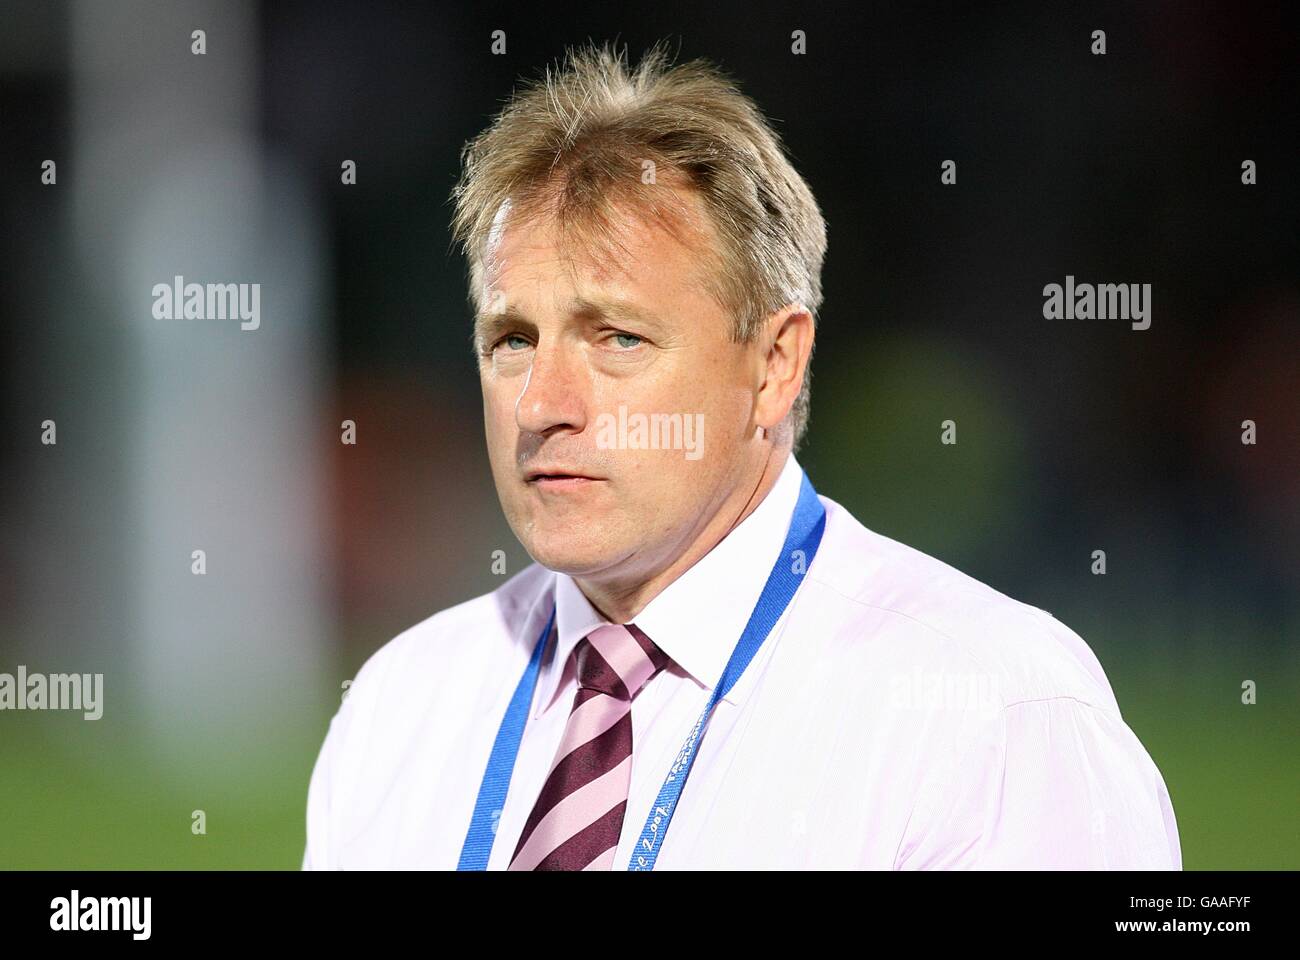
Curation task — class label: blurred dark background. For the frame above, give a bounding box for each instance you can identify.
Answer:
[1,0,1296,868]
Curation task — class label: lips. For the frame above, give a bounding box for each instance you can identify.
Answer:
[524,468,601,483]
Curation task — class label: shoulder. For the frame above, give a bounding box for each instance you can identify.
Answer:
[804,493,1119,714]
[799,498,1179,867]
[309,562,553,795]
[346,561,554,702]
[303,563,555,866]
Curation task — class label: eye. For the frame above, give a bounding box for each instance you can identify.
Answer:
[496,333,531,352]
[611,331,643,349]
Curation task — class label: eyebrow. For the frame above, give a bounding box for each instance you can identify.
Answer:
[473,296,664,349]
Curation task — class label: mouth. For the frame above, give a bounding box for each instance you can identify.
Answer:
[524,468,603,489]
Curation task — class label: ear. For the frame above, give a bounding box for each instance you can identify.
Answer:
[753,303,814,433]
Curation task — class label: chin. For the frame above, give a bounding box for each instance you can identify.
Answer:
[521,532,621,577]
[525,545,605,576]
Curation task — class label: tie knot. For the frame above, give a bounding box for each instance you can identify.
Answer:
[575,623,670,701]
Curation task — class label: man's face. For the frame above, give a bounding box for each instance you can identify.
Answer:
[476,192,764,585]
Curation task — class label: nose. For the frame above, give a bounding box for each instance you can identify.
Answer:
[514,337,588,438]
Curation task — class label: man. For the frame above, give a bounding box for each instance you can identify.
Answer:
[302,41,1181,870]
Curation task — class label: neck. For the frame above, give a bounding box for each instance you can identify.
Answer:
[576,442,791,624]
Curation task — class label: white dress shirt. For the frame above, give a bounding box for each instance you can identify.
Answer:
[303,452,1182,869]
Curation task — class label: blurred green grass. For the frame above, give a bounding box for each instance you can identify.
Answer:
[1,649,1295,869]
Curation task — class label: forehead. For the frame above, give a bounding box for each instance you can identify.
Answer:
[481,187,719,304]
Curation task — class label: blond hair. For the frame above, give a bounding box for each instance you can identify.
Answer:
[449,40,827,449]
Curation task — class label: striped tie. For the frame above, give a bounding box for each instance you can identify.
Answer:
[507,622,670,870]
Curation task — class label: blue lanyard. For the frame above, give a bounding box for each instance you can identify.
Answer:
[457,470,826,870]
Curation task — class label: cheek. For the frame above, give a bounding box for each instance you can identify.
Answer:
[481,378,516,428]
[658,350,729,406]
[481,384,519,473]
[683,352,749,418]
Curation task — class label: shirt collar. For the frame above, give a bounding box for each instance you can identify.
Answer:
[533,452,806,719]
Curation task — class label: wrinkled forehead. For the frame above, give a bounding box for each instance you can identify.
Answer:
[478,183,722,301]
